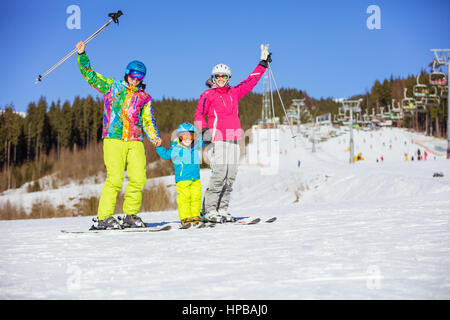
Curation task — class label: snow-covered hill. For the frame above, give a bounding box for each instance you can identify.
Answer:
[1,126,449,299]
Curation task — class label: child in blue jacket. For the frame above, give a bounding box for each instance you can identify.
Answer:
[156,122,205,226]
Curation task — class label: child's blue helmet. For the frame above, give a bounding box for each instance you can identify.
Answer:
[177,122,195,135]
[125,60,147,76]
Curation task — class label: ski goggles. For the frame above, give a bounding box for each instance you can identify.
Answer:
[214,74,229,80]
[179,132,195,140]
[128,70,145,80]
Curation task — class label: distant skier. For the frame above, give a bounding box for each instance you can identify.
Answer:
[424,151,428,161]
[76,41,161,230]
[417,149,421,161]
[156,123,204,227]
[194,45,272,223]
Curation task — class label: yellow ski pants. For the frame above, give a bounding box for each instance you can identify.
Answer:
[97,139,147,220]
[176,179,202,220]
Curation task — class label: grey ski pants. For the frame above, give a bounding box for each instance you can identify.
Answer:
[204,141,240,214]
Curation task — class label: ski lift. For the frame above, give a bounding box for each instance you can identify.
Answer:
[415,97,427,111]
[430,60,448,87]
[390,112,403,120]
[402,88,416,111]
[369,109,380,123]
[425,87,440,107]
[336,114,347,122]
[391,99,402,113]
[430,71,447,87]
[389,100,403,119]
[413,74,429,97]
[333,114,338,123]
[362,113,369,124]
[378,106,390,120]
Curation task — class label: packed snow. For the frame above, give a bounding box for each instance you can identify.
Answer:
[0,125,449,299]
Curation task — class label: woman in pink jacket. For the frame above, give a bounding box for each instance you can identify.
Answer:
[194,45,272,223]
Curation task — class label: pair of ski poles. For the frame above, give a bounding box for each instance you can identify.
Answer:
[35,10,123,84]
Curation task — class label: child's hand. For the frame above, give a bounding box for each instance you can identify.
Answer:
[152,137,162,147]
[76,41,85,54]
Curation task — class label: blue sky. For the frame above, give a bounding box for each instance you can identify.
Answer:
[0,0,449,112]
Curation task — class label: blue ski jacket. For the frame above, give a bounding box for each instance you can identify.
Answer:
[156,138,205,183]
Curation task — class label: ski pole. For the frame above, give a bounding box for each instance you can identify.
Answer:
[35,10,123,84]
[268,62,296,138]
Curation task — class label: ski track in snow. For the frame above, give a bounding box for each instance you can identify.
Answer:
[0,126,449,299]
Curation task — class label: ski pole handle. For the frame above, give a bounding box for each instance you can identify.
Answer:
[35,10,123,84]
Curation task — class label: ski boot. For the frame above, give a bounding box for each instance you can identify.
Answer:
[94,216,122,230]
[217,209,236,222]
[119,214,146,228]
[204,211,226,224]
[180,217,196,229]
[190,216,203,227]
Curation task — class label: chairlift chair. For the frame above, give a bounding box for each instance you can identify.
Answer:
[402,88,416,111]
[333,114,342,124]
[414,98,427,112]
[381,107,391,120]
[425,86,441,107]
[413,74,429,97]
[364,111,372,124]
[430,60,448,87]
[391,99,402,113]
[430,71,447,87]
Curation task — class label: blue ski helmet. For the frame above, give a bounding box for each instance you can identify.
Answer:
[177,122,195,136]
[125,60,147,76]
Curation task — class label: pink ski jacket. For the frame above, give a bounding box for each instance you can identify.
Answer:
[194,64,266,141]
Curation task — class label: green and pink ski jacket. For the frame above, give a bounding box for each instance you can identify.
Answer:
[77,53,160,142]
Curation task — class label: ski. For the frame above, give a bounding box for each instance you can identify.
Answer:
[234,217,277,224]
[235,218,261,225]
[179,223,192,230]
[143,220,215,229]
[60,225,172,234]
[60,217,276,234]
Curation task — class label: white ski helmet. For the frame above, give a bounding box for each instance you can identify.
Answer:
[211,64,232,78]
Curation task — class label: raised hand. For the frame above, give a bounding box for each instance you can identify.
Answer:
[259,44,272,68]
[76,41,85,54]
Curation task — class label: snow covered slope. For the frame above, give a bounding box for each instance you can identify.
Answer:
[0,126,449,299]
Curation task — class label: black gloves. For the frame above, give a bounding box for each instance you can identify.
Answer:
[258,53,272,68]
[205,78,215,88]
